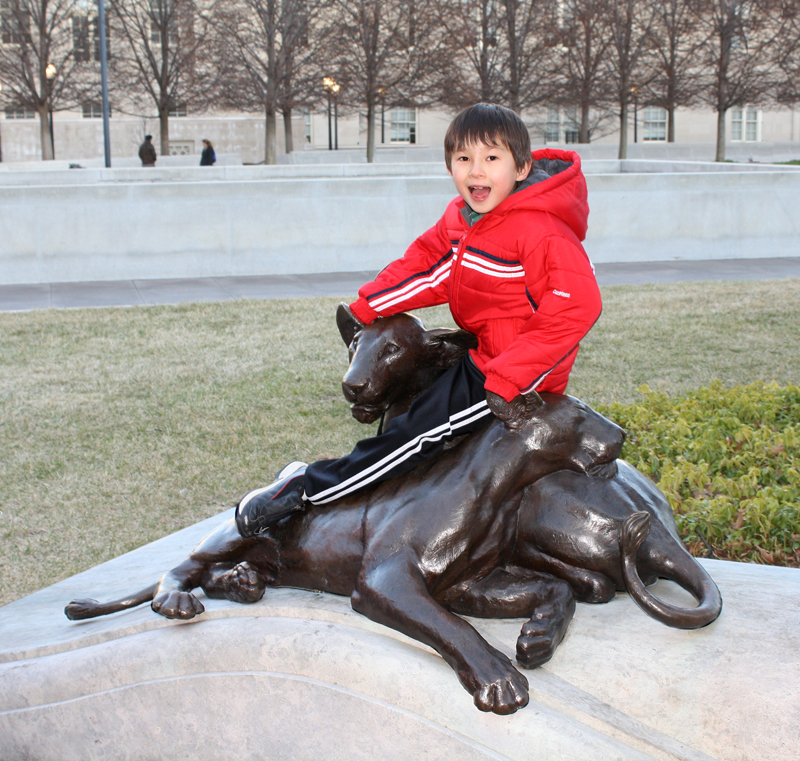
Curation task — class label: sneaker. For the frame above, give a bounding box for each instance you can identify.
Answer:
[235,462,308,537]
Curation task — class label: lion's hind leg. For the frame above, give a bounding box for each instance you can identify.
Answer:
[514,544,618,604]
[449,567,576,669]
[200,561,268,604]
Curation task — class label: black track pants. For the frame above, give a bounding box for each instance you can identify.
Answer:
[304,356,493,504]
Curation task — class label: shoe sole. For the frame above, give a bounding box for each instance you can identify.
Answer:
[275,461,308,480]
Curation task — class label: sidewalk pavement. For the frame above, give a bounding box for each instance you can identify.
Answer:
[2,257,799,313]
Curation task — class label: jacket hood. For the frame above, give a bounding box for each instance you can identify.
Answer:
[460,148,589,242]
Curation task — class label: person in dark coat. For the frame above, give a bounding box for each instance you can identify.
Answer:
[138,135,157,167]
[200,139,216,166]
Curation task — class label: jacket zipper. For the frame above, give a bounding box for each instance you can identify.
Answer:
[451,219,481,320]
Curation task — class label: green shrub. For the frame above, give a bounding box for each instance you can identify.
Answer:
[596,382,800,566]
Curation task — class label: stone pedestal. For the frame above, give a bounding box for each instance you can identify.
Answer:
[1,510,798,761]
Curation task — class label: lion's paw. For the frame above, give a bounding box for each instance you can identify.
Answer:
[516,603,563,669]
[226,562,267,604]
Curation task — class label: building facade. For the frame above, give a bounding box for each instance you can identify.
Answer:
[2,100,799,165]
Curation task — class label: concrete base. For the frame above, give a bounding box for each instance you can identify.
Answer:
[1,160,800,286]
[1,511,798,761]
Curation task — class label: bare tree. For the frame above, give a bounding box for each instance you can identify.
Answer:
[432,0,504,108]
[772,0,800,107]
[324,0,447,162]
[550,0,614,143]
[110,0,215,156]
[644,0,704,142]
[691,0,779,161]
[212,0,326,163]
[0,0,99,159]
[498,0,556,112]
[605,0,657,158]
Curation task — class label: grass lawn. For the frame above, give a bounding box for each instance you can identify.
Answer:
[2,278,799,606]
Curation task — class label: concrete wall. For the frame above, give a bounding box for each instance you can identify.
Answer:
[1,161,799,286]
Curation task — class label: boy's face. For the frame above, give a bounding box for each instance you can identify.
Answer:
[448,140,531,214]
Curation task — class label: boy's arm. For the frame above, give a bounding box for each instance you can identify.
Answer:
[482,236,602,401]
[350,209,456,324]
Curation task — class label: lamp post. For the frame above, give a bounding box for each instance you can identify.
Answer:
[97,0,112,167]
[630,86,639,144]
[379,87,386,144]
[46,63,56,159]
[323,77,340,150]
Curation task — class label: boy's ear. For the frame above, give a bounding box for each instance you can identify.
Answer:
[517,158,533,181]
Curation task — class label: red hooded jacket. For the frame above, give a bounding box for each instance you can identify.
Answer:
[349,149,601,401]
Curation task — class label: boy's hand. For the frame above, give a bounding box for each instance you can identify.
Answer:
[486,390,543,430]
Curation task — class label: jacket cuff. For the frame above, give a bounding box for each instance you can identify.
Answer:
[349,298,380,325]
[484,373,521,403]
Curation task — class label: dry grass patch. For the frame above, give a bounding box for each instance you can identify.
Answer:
[1,278,799,605]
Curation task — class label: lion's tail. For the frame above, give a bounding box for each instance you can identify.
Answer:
[65,583,158,620]
[620,512,722,630]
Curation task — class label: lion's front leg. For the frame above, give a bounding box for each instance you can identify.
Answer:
[351,550,529,715]
[449,566,576,669]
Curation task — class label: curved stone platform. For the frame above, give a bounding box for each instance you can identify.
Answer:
[1,510,798,761]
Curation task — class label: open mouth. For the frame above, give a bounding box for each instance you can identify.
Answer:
[469,186,491,204]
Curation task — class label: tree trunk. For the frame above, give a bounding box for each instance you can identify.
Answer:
[366,99,375,164]
[715,108,726,162]
[39,107,54,161]
[265,104,277,164]
[283,107,294,154]
[159,108,170,157]
[618,98,629,159]
[579,102,591,143]
[668,107,675,142]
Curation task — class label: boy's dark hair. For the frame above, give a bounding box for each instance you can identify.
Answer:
[444,103,531,171]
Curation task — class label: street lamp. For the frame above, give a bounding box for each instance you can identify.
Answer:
[97,0,112,167]
[630,86,639,144]
[46,63,57,159]
[323,76,340,150]
[379,87,386,144]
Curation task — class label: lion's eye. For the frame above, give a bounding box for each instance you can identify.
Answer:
[380,343,400,359]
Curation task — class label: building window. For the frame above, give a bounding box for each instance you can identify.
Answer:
[82,101,106,118]
[730,106,761,142]
[4,104,35,119]
[545,109,560,143]
[390,107,416,144]
[543,107,579,143]
[73,15,92,62]
[642,106,667,141]
[563,107,579,143]
[168,101,187,117]
[303,109,312,143]
[149,0,178,47]
[169,140,194,155]
[1,0,29,44]
[72,14,108,62]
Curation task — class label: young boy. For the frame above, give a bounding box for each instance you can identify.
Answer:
[236,102,601,537]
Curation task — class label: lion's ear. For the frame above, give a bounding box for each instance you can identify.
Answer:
[336,303,366,347]
[424,328,478,368]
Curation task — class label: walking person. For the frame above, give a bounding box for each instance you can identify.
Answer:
[138,135,157,167]
[200,139,216,166]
